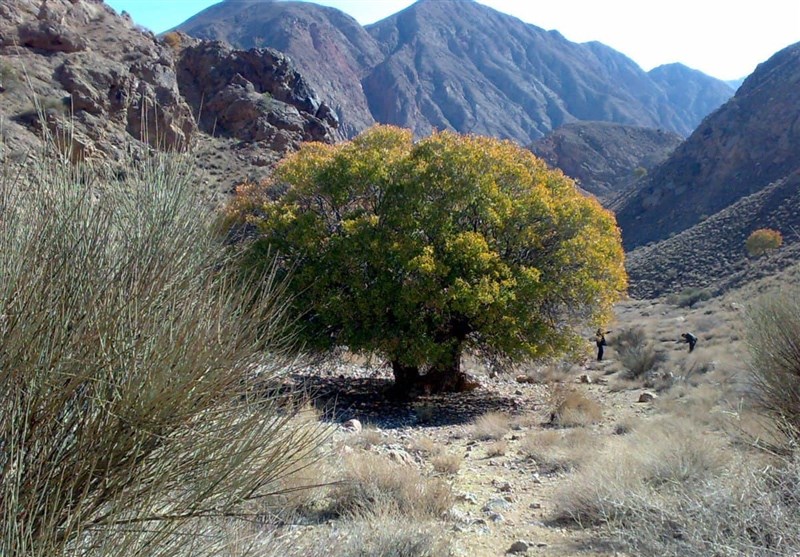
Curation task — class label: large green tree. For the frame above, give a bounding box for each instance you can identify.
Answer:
[230,126,627,394]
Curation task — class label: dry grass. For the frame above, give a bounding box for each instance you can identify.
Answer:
[431,452,463,475]
[311,511,452,557]
[486,439,508,457]
[408,435,443,457]
[0,146,324,557]
[548,384,603,427]
[331,452,453,519]
[745,287,800,446]
[470,411,510,441]
[551,417,730,527]
[520,428,599,474]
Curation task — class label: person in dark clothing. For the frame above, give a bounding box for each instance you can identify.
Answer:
[595,328,611,361]
[681,332,698,353]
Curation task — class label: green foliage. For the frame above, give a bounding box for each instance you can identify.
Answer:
[746,227,782,257]
[230,126,627,386]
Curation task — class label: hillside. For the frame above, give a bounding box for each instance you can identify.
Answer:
[626,170,800,298]
[529,122,682,202]
[0,0,338,195]
[613,41,800,251]
[175,0,734,142]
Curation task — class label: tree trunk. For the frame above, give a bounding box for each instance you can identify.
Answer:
[390,343,475,396]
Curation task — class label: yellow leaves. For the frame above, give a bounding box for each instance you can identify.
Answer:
[228,124,628,368]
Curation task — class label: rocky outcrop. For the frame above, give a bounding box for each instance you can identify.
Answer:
[614,42,800,250]
[176,38,338,149]
[0,0,338,193]
[529,122,682,203]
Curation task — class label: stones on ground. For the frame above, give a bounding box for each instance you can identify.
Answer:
[507,540,529,554]
[492,478,513,492]
[386,448,416,466]
[341,418,362,433]
[482,497,512,513]
[638,391,657,403]
[579,373,592,384]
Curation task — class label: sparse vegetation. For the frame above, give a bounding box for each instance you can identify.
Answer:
[612,326,667,378]
[0,147,324,556]
[667,286,713,308]
[746,227,783,257]
[745,287,800,446]
[548,385,603,427]
[470,411,511,441]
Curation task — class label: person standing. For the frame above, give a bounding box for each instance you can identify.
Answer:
[681,332,698,352]
[595,328,611,361]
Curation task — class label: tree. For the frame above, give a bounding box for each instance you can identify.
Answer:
[746,228,783,257]
[230,126,627,394]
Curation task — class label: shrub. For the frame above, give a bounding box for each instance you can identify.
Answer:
[745,288,800,446]
[548,384,603,426]
[0,149,323,557]
[613,326,666,379]
[162,31,183,50]
[470,411,510,441]
[331,452,452,519]
[666,287,712,308]
[746,228,782,257]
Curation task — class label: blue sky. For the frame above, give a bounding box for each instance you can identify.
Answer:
[105,0,800,80]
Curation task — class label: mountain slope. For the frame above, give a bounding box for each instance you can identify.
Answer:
[529,122,682,202]
[175,0,734,142]
[614,41,800,250]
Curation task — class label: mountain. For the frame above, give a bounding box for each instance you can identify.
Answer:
[648,63,737,132]
[0,0,338,194]
[613,41,800,251]
[174,0,735,143]
[529,122,682,202]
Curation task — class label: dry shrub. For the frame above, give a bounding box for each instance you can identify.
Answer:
[551,417,729,528]
[331,452,453,519]
[312,511,452,557]
[470,411,510,440]
[431,452,463,475]
[520,428,599,473]
[486,439,508,457]
[614,327,668,379]
[548,384,603,426]
[0,151,325,557]
[346,426,386,450]
[408,435,442,457]
[745,288,800,446]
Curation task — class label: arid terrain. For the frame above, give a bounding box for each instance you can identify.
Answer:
[242,260,797,557]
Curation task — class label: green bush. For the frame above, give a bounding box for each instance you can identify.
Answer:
[746,228,782,257]
[0,145,323,556]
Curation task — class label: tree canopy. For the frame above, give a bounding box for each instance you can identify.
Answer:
[229,125,627,393]
[745,228,783,257]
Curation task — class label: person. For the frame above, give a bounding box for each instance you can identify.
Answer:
[595,328,611,361]
[680,332,697,353]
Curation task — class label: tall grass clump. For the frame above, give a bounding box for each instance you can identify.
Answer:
[613,326,666,379]
[0,141,324,557]
[745,288,800,447]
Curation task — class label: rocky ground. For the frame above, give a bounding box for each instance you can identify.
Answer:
[264,290,749,557]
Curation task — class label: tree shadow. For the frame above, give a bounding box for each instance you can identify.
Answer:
[289,371,525,429]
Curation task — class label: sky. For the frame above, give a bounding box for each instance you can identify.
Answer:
[105,0,800,80]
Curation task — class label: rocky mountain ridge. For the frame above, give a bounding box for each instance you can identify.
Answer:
[174,0,735,143]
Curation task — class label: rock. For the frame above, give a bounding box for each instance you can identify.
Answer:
[638,391,657,403]
[515,374,530,384]
[579,373,592,384]
[486,511,504,522]
[341,418,362,433]
[492,478,513,492]
[482,498,512,513]
[18,21,87,52]
[456,491,479,505]
[529,502,542,509]
[507,540,529,554]
[386,448,416,467]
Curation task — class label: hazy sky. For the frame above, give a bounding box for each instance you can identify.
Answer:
[105,0,800,80]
